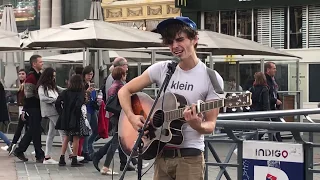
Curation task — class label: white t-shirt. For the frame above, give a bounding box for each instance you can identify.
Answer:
[147,60,224,151]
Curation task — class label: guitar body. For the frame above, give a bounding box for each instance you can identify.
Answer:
[118,91,252,160]
[118,92,187,160]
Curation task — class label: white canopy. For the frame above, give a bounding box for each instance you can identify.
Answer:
[21,19,164,49]
[25,50,172,63]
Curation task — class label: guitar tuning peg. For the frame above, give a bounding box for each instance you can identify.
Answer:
[232,108,237,112]
[245,106,250,110]
[232,93,236,97]
[240,107,243,111]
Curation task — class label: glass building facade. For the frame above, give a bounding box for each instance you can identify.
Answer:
[177,0,320,102]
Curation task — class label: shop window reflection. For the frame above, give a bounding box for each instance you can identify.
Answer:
[127,64,153,88]
[289,7,302,49]
[221,11,235,36]
[239,64,260,91]
[55,64,75,88]
[237,10,252,40]
[273,64,288,91]
[253,9,258,42]
[205,12,219,32]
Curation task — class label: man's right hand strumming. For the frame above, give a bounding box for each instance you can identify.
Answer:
[128,114,145,131]
[118,70,152,131]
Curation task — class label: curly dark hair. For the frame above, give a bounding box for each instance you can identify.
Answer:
[158,23,198,48]
[36,67,57,93]
[82,66,94,79]
[68,74,85,92]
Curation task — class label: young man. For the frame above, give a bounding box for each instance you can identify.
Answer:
[14,55,45,162]
[8,69,27,154]
[118,17,224,180]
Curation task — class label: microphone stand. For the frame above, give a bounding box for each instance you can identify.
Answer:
[119,60,179,180]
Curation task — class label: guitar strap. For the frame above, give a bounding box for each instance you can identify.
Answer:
[206,67,224,94]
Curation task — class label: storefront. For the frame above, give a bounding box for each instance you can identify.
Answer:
[176,0,320,105]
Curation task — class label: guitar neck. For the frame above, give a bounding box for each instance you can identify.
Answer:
[164,99,225,122]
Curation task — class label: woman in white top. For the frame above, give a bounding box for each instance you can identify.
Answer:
[37,67,83,164]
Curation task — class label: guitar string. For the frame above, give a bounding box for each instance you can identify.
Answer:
[140,92,249,178]
[162,100,222,121]
[141,93,175,180]
[142,97,224,178]
[162,92,250,118]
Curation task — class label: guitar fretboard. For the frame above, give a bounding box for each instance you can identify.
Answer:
[164,99,224,122]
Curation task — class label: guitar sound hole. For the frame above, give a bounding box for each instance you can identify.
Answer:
[153,110,164,128]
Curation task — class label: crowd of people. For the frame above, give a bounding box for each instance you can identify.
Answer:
[0,16,284,180]
[0,55,149,175]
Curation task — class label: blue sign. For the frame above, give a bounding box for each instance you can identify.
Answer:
[242,141,304,180]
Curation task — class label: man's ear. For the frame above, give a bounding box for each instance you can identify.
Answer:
[193,35,199,45]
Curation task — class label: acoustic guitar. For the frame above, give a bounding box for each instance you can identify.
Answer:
[118,91,252,160]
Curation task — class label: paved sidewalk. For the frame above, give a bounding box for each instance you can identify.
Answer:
[13,146,155,180]
[0,133,320,180]
[0,148,17,180]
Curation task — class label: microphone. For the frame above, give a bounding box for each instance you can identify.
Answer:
[168,56,179,72]
[172,56,181,63]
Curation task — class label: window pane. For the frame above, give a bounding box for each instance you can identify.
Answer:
[253,9,258,42]
[221,11,235,36]
[127,65,138,82]
[55,64,75,88]
[205,12,219,32]
[237,10,252,40]
[289,6,303,49]
[239,63,261,90]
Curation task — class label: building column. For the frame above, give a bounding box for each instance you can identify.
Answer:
[200,12,205,30]
[40,0,52,29]
[52,0,62,27]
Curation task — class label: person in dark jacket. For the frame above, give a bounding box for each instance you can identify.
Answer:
[250,72,270,112]
[265,62,282,110]
[0,81,17,151]
[264,61,282,142]
[0,81,9,124]
[14,55,45,162]
[55,74,91,167]
[93,66,135,175]
[80,66,98,161]
[233,72,271,155]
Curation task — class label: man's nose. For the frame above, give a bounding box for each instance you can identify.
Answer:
[172,40,179,48]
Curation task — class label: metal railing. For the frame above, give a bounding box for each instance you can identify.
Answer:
[205,108,320,180]
[142,88,301,102]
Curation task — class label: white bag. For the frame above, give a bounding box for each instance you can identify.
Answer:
[81,105,91,130]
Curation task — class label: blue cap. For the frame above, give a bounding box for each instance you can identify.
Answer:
[155,16,197,33]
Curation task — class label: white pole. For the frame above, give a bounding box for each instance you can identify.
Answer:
[52,0,62,27]
[40,0,52,29]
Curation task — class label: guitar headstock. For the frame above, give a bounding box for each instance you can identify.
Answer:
[224,91,252,109]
